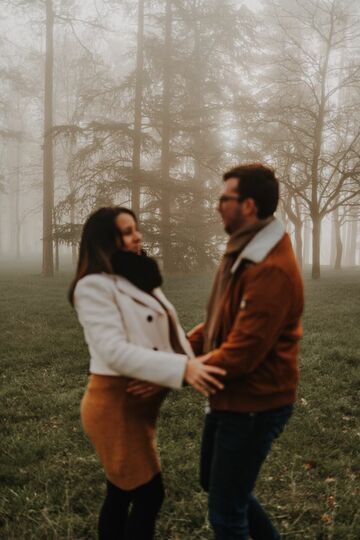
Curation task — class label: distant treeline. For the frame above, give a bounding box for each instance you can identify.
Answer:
[0,0,359,278]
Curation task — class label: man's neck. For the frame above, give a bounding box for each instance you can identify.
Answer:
[225,217,274,255]
[228,217,262,237]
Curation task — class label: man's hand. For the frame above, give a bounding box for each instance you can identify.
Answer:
[187,322,205,339]
[126,380,166,398]
[196,352,213,364]
[184,359,225,397]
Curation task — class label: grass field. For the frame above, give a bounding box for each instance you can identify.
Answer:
[0,267,359,539]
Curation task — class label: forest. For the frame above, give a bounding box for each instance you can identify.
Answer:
[1,0,359,278]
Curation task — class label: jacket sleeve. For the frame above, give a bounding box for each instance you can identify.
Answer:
[205,266,294,380]
[187,322,205,356]
[74,275,188,389]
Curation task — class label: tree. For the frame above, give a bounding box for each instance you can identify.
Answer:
[258,0,360,278]
[42,0,55,276]
[131,0,145,216]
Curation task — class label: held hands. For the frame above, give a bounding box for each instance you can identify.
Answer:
[126,380,166,399]
[184,357,226,397]
[126,354,226,399]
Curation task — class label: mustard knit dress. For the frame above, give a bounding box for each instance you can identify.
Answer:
[81,375,167,490]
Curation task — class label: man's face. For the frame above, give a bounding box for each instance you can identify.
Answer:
[218,177,248,234]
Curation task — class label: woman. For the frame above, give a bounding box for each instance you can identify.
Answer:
[69,207,225,540]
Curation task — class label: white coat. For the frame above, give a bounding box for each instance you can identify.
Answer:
[74,273,194,389]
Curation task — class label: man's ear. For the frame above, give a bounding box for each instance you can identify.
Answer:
[243,198,258,217]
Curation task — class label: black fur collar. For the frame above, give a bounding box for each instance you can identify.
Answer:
[111,250,163,293]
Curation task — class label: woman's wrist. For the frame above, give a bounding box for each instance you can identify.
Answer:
[183,358,191,386]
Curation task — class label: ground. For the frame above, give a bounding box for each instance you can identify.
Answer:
[0,267,359,539]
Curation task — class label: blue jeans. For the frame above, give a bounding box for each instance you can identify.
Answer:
[200,405,293,540]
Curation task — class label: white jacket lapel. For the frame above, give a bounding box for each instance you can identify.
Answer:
[153,288,195,358]
[114,276,194,358]
[152,288,175,313]
[113,275,165,314]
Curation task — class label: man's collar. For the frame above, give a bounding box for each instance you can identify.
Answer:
[230,218,285,274]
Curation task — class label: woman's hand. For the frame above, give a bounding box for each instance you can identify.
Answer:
[126,380,166,398]
[184,358,226,397]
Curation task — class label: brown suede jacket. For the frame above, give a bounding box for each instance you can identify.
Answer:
[189,220,304,412]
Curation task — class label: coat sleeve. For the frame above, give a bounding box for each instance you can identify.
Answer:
[74,275,188,389]
[205,266,295,380]
[187,322,205,356]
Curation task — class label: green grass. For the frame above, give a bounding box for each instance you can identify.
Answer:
[0,268,359,539]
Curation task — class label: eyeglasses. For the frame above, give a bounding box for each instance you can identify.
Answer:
[218,195,245,205]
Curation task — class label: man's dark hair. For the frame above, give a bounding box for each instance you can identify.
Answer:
[223,163,279,219]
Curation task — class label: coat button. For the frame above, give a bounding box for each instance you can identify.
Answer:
[147,315,153,322]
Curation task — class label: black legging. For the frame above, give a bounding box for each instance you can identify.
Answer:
[98,473,165,540]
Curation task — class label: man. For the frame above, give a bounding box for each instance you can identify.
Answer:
[189,163,304,540]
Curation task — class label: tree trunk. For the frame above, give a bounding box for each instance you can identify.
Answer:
[312,216,321,279]
[55,242,59,272]
[294,219,303,269]
[278,203,288,230]
[282,193,302,269]
[309,30,332,279]
[347,215,358,266]
[131,0,144,216]
[42,0,54,277]
[15,135,21,259]
[303,219,311,266]
[72,242,77,266]
[0,195,2,255]
[293,196,303,269]
[160,0,172,272]
[190,18,209,270]
[9,136,17,257]
[54,211,59,272]
[343,217,355,266]
[69,190,77,266]
[343,221,350,266]
[330,210,337,266]
[333,207,342,270]
[67,141,77,267]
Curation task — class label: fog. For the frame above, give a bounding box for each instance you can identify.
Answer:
[1,0,359,278]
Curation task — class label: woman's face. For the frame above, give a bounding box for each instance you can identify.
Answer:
[115,213,142,254]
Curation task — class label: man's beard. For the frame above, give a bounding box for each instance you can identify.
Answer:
[224,220,245,235]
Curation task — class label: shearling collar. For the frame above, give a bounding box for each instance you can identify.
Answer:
[230,218,285,274]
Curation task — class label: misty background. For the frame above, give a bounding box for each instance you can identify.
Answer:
[1,0,360,279]
[1,3,360,538]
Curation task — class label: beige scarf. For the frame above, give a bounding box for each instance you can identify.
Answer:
[203,218,273,353]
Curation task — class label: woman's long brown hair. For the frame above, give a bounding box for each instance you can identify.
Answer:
[68,206,137,306]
